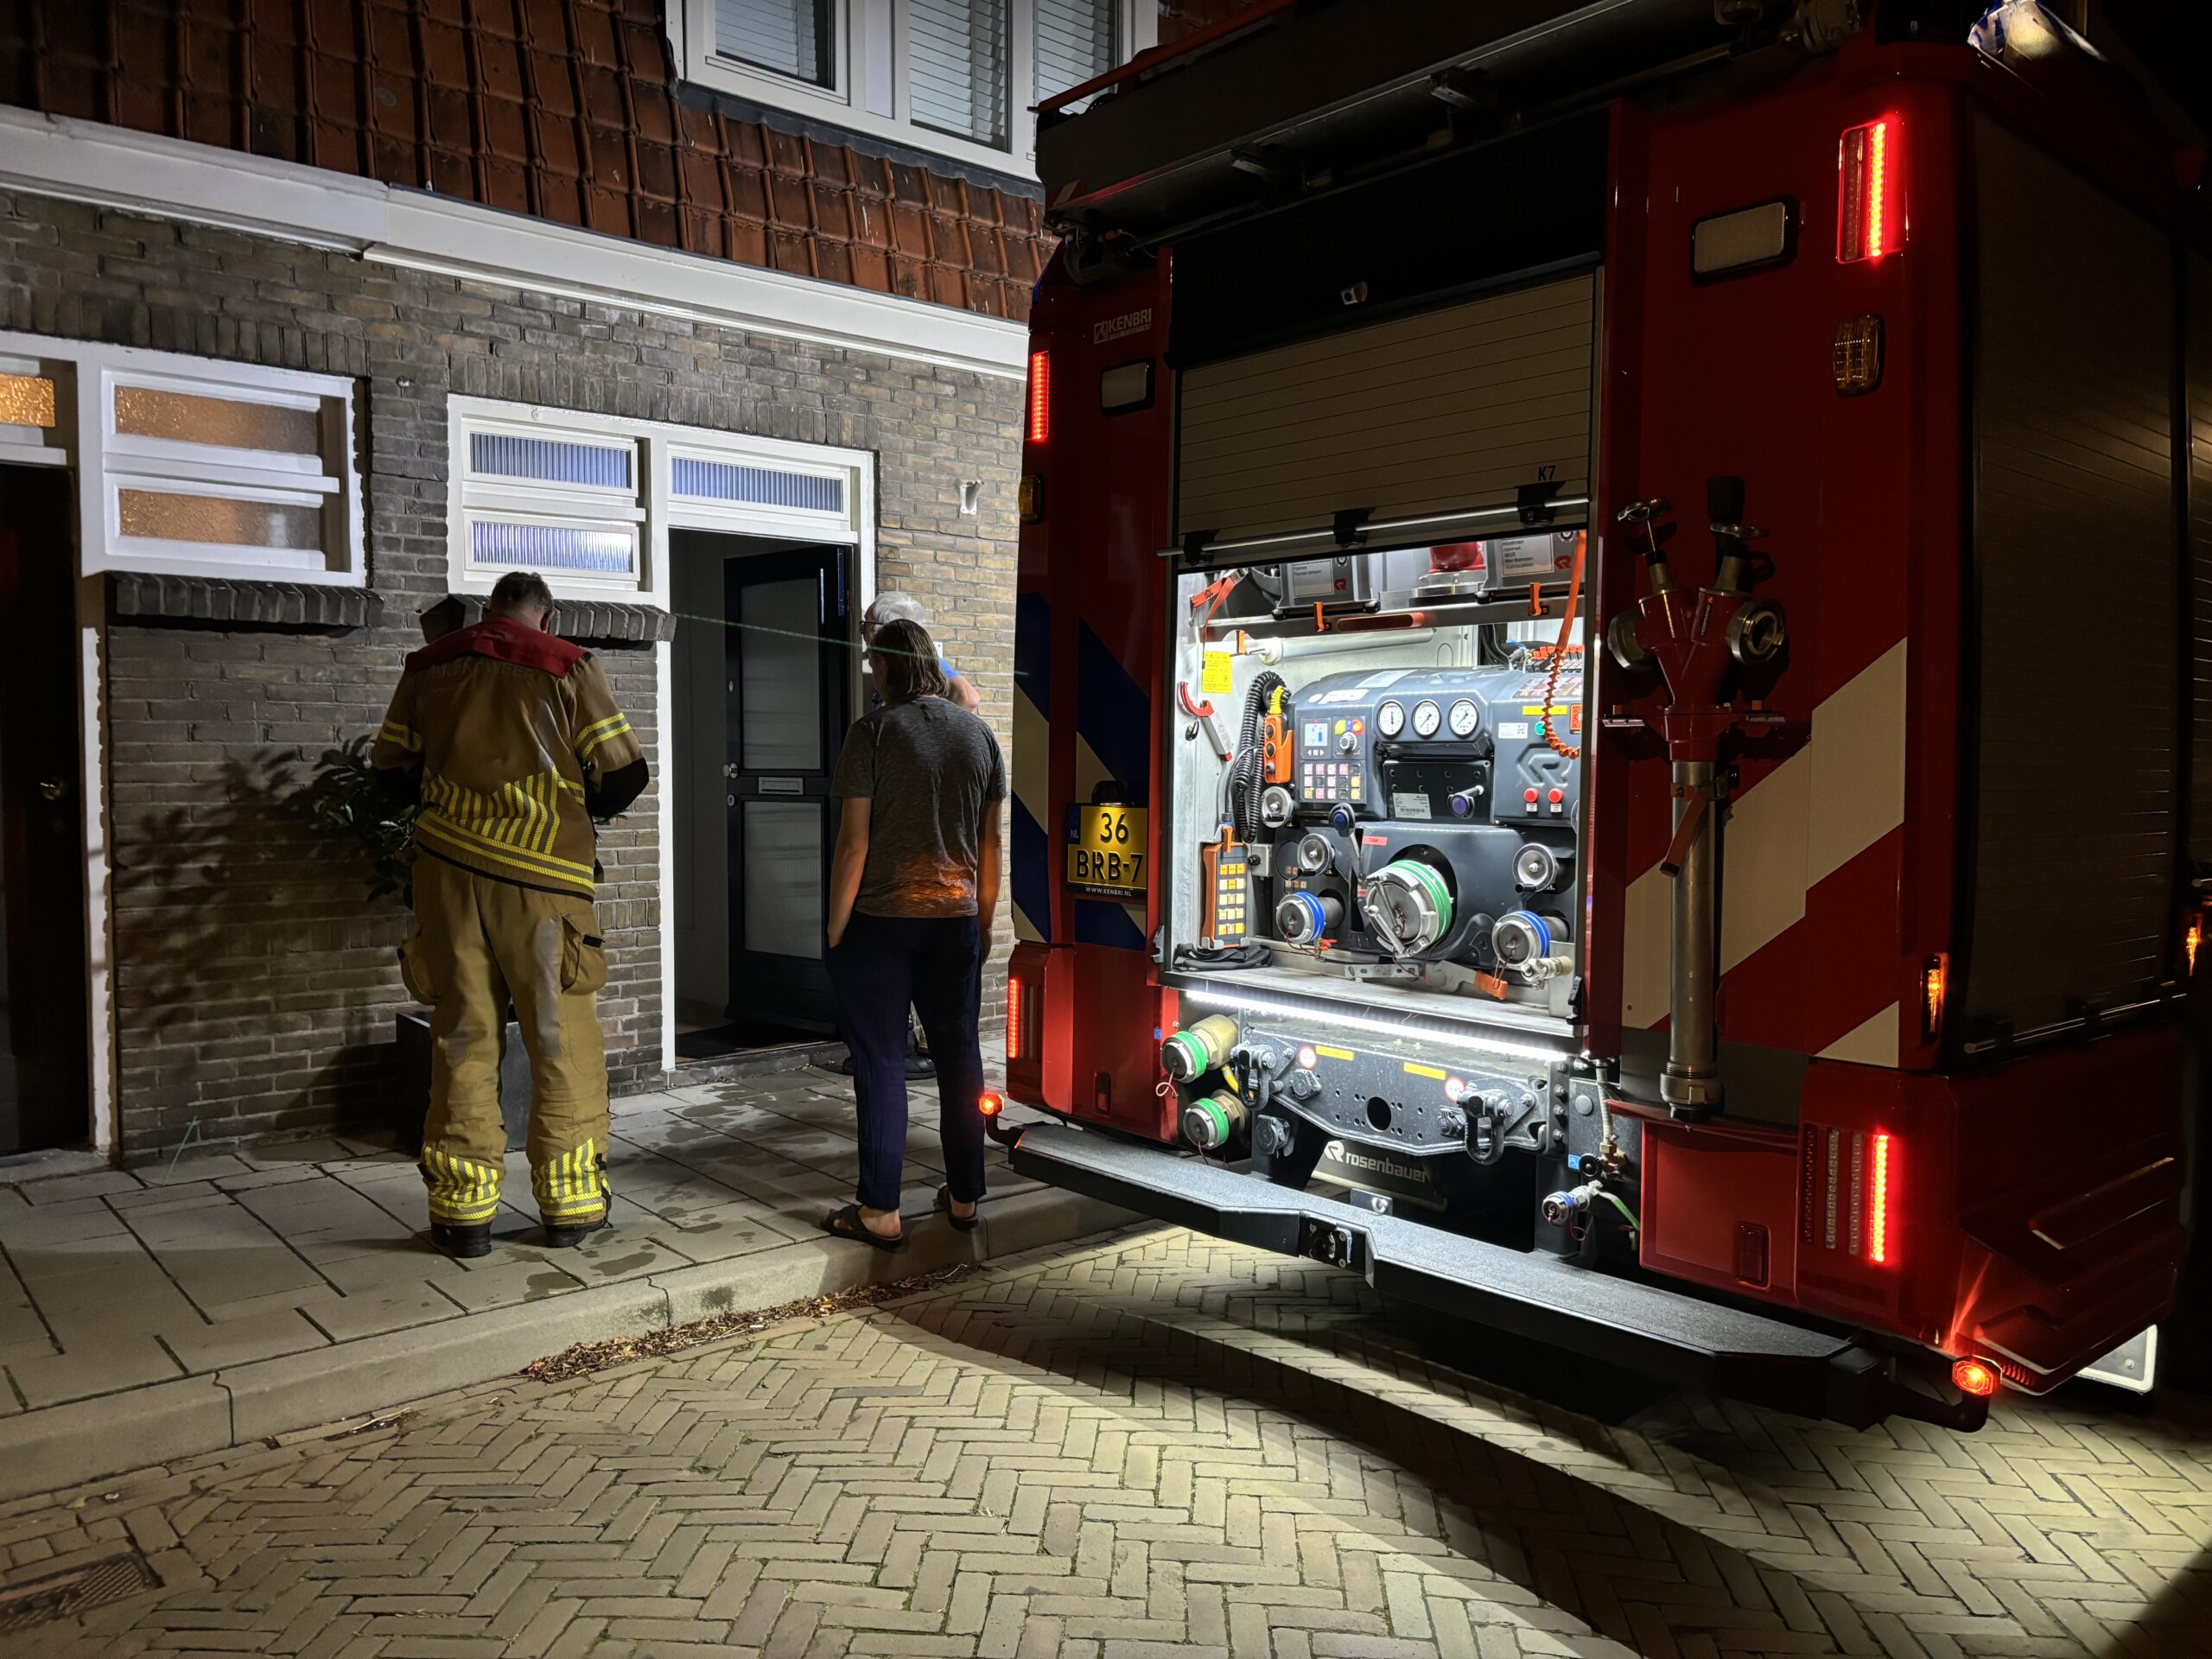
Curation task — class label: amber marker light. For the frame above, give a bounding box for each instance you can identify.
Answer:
[1952,1358,1999,1399]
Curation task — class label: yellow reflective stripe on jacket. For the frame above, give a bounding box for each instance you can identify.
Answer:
[576,713,632,761]
[414,812,597,892]
[378,718,423,753]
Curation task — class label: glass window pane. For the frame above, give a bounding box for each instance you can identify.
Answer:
[742,801,823,957]
[467,431,632,490]
[468,519,636,576]
[0,375,56,429]
[1036,0,1116,111]
[118,489,321,550]
[671,455,844,514]
[113,386,321,455]
[741,576,823,772]
[715,0,833,86]
[911,0,1009,149]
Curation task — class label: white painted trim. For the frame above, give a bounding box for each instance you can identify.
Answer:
[447,397,875,610]
[0,332,366,587]
[76,575,114,1157]
[656,454,877,1077]
[0,106,1028,382]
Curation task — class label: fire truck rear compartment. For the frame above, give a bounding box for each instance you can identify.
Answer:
[1012,1124,1981,1433]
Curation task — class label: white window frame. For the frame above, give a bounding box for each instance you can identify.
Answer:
[446,397,872,612]
[63,346,362,586]
[673,0,1154,179]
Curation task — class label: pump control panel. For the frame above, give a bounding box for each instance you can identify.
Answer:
[1243,664,1585,984]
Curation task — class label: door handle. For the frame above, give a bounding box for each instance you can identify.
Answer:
[722,762,740,779]
[37,777,66,802]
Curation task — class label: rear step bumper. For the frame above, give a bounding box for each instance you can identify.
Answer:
[1012,1125,1983,1431]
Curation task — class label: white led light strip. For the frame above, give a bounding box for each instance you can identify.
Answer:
[1183,985,1568,1066]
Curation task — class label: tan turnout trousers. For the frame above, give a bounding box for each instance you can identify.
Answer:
[404,852,613,1229]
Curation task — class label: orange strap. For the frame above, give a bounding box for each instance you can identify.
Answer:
[1541,532,1586,760]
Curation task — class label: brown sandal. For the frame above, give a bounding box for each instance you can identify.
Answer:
[819,1204,906,1252]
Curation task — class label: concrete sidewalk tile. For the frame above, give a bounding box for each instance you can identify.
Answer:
[318,1250,460,1294]
[162,1308,330,1373]
[140,1154,256,1187]
[16,1170,144,1205]
[306,1282,466,1343]
[120,1196,328,1311]
[0,1249,54,1366]
[12,1246,201,1348]
[222,1276,668,1443]
[0,1376,231,1500]
[437,1257,588,1313]
[9,1333,184,1408]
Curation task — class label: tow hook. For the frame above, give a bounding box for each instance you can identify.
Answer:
[1301,1219,1362,1269]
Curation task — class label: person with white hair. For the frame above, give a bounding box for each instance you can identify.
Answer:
[863,592,981,713]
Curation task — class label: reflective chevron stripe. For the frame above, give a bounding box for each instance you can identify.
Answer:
[1620,642,1909,1063]
[1012,591,1052,944]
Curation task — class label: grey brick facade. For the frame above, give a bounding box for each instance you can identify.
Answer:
[0,187,1020,1160]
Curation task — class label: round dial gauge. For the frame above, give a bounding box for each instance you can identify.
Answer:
[1376,700,1406,738]
[1448,699,1479,738]
[1411,700,1443,738]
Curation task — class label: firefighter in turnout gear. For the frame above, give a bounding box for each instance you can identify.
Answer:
[373,571,650,1257]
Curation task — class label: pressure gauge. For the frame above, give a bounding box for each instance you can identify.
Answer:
[1411,700,1443,738]
[1376,700,1406,737]
[1448,699,1479,738]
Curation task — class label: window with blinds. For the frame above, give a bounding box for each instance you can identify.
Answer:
[448,399,869,607]
[1036,0,1116,111]
[714,0,832,86]
[910,0,1009,149]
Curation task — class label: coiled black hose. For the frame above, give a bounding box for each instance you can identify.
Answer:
[1230,670,1285,845]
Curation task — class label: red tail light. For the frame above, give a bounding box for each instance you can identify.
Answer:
[1027,351,1051,443]
[1952,1358,1999,1398]
[979,1091,1004,1118]
[1005,974,1023,1060]
[1868,1130,1895,1266]
[1838,118,1898,263]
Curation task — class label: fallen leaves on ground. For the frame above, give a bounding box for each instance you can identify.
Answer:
[518,1264,976,1383]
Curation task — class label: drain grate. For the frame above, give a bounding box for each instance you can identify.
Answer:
[0,1554,159,1633]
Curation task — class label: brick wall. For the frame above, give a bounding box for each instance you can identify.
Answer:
[0,187,1020,1160]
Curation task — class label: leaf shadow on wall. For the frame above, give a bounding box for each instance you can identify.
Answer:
[112,742,413,1148]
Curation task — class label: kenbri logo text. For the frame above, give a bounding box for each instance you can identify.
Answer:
[1092,308,1154,345]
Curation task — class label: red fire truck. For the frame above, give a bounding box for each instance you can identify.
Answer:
[1001,0,2212,1427]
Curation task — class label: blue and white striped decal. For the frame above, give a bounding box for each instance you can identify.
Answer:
[1012,591,1052,944]
[1071,621,1152,952]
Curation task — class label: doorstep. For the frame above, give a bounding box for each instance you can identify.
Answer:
[0,1067,1129,1501]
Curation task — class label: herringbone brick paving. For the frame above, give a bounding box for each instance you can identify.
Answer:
[1,1226,2206,1658]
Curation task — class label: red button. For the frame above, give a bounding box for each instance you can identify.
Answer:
[1548,789,1564,804]
[1523,788,1539,803]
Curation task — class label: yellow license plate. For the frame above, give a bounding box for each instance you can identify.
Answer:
[1067,805,1147,896]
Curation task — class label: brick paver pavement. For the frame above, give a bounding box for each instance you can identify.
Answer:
[1,1224,2207,1658]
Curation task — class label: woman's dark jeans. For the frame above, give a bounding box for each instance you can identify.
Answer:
[826,912,988,1213]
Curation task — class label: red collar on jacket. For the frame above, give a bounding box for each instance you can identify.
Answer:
[407,614,588,678]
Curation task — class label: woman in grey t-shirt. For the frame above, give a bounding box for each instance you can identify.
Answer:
[819,619,1006,1249]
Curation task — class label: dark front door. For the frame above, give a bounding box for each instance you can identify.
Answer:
[723,543,850,1032]
[0,467,89,1153]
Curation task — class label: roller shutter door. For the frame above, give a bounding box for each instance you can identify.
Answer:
[1174,273,1596,546]
[1963,116,2179,1033]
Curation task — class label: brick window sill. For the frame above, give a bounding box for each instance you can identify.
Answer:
[107,574,385,632]
[417,594,674,649]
